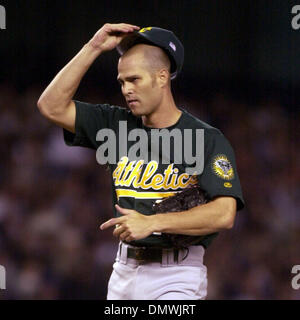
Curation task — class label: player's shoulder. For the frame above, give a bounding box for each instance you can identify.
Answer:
[74,100,126,113]
[74,100,134,120]
[180,107,223,136]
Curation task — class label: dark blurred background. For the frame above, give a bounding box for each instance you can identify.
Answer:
[0,0,299,299]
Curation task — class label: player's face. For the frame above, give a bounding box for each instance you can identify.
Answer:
[117,53,163,117]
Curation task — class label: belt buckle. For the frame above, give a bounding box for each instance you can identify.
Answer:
[135,248,146,263]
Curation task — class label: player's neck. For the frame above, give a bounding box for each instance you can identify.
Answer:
[142,95,182,128]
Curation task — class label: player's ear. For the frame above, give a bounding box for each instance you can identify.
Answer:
[157,68,169,88]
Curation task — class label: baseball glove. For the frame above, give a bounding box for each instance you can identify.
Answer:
[152,185,208,249]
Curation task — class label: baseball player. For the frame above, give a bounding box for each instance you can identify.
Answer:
[37,23,244,300]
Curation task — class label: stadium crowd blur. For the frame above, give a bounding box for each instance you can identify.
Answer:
[0,79,299,300]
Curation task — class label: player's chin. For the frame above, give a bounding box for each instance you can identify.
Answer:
[129,106,145,117]
[131,110,143,117]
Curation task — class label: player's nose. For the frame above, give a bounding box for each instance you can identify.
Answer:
[122,82,134,96]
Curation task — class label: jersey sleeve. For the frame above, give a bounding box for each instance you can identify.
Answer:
[198,130,245,211]
[63,100,128,149]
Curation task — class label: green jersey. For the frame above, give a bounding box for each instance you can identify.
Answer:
[64,100,244,248]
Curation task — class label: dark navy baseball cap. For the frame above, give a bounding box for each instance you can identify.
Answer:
[116,26,184,80]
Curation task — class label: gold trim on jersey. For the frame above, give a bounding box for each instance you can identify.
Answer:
[115,189,177,200]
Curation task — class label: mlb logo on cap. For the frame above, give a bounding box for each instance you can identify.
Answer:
[169,42,176,51]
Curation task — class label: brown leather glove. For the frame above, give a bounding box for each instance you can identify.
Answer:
[152,185,208,249]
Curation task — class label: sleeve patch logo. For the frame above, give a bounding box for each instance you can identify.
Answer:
[212,155,234,180]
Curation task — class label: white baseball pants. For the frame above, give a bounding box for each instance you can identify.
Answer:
[107,241,207,300]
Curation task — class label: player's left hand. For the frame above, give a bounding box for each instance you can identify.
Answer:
[99,204,155,242]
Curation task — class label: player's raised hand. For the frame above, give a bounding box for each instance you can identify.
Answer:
[89,23,140,52]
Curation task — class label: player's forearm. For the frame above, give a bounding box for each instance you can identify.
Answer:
[151,197,236,236]
[37,42,101,116]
